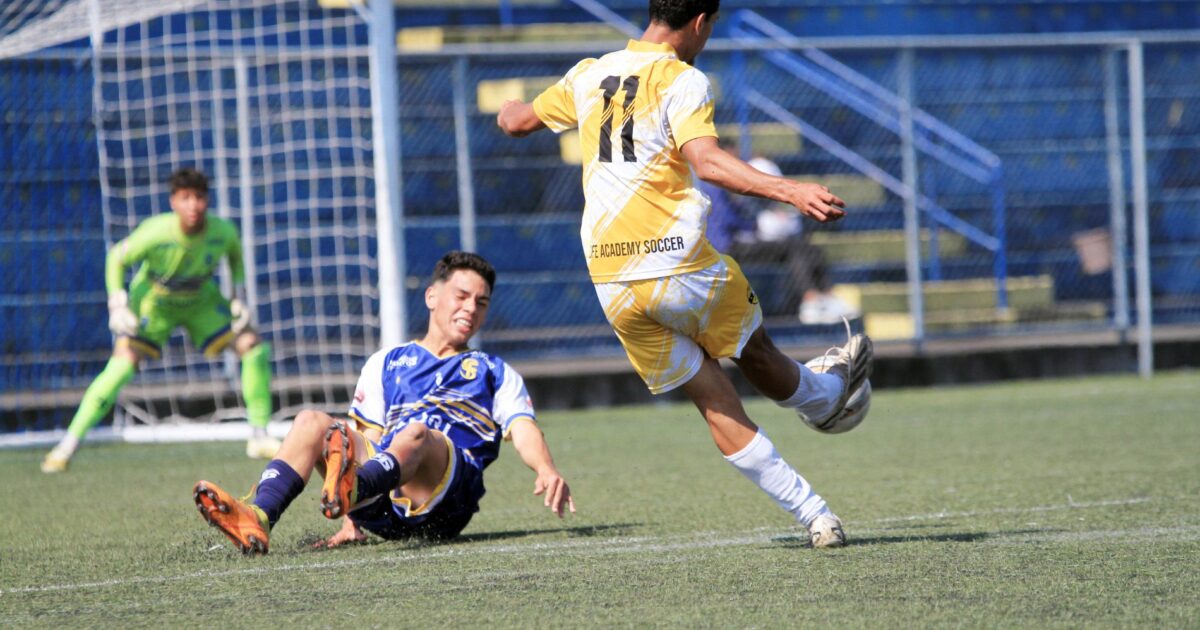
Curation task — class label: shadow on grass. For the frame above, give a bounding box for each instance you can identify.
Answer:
[769,529,1048,548]
[294,523,641,553]
[457,522,640,543]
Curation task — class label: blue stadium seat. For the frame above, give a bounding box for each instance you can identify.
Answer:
[1153,200,1200,244]
[1153,248,1200,296]
[488,272,603,329]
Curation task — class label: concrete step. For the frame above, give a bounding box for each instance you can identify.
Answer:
[399,22,623,51]
[714,122,802,157]
[811,228,966,264]
[477,76,561,114]
[797,173,887,208]
[835,274,1055,314]
[863,300,1108,340]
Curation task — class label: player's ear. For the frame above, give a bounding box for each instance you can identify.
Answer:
[692,12,708,35]
[424,285,438,310]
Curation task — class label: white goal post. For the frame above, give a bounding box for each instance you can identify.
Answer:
[0,0,407,442]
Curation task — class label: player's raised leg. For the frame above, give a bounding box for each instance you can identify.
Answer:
[733,324,873,432]
[319,420,450,520]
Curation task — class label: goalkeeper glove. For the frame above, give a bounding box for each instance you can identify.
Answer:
[230,298,252,334]
[107,290,139,336]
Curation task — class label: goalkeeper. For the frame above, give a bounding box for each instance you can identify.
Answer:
[41,167,278,473]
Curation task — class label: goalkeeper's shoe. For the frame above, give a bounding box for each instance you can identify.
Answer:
[319,421,358,520]
[246,434,282,459]
[193,480,270,555]
[808,513,846,549]
[40,451,70,474]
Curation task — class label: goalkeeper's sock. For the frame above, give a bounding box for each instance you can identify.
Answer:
[241,343,273,430]
[724,429,830,528]
[251,459,305,528]
[49,435,80,459]
[66,355,137,442]
[355,452,402,501]
[775,360,843,423]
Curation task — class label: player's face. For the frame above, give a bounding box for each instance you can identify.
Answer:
[426,269,491,349]
[170,188,209,235]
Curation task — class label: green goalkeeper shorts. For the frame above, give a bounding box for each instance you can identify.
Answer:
[121,280,236,360]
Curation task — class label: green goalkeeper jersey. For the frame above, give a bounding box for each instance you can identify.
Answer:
[106,213,244,298]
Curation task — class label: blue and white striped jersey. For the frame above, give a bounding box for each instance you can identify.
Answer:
[348,342,536,468]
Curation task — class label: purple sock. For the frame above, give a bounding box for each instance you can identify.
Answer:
[252,460,305,528]
[355,452,402,501]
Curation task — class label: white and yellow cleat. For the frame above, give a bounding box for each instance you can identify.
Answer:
[245,435,282,459]
[40,451,70,474]
[808,513,847,549]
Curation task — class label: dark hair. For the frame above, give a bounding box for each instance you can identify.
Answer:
[648,0,719,30]
[169,167,209,196]
[431,251,496,292]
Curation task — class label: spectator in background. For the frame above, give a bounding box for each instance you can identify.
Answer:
[704,156,859,324]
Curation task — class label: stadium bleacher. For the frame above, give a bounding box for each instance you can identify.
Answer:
[2,0,1199,395]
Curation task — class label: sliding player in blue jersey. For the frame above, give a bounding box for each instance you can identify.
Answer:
[193,251,575,554]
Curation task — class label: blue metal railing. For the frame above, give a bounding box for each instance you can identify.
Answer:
[729,9,1009,308]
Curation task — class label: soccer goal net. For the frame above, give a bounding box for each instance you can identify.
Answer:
[1,0,384,435]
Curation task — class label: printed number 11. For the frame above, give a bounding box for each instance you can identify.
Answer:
[599,75,639,163]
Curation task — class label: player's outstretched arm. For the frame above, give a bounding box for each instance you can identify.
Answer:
[509,419,576,518]
[496,99,547,138]
[681,136,847,223]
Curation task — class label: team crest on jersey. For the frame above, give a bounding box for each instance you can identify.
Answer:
[460,358,479,380]
[747,288,759,305]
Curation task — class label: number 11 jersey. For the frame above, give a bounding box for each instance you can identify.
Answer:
[532,39,721,283]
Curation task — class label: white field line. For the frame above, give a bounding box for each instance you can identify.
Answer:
[0,496,1184,596]
[865,496,1152,524]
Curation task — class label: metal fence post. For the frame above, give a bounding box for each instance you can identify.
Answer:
[898,47,925,347]
[1103,47,1131,335]
[1126,40,1153,378]
[453,56,477,255]
[368,0,407,346]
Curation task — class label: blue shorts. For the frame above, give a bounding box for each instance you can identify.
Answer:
[347,440,486,541]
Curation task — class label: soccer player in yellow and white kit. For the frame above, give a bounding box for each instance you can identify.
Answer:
[499,0,872,547]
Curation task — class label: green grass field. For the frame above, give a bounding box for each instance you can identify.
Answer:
[2,371,1198,627]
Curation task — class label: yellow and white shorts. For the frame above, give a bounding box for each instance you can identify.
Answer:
[593,255,763,394]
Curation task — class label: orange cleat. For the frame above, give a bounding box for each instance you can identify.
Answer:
[319,421,358,519]
[193,480,269,555]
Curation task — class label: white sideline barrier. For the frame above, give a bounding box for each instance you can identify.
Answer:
[0,421,292,449]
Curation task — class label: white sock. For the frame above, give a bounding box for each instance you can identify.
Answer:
[776,360,844,424]
[51,434,80,458]
[724,429,830,527]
